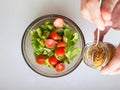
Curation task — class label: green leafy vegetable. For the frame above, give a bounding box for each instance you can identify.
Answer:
[40,21,54,30]
[45,21,51,25]
[31,40,44,55]
[30,30,39,39]
[55,28,64,37]
[55,54,66,62]
[71,32,78,45]
[36,28,42,38]
[47,25,54,30]
[63,28,73,43]
[62,25,80,61]
[65,47,80,60]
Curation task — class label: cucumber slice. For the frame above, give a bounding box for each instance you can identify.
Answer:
[45,59,55,69]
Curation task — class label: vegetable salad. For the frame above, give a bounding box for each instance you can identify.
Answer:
[30,17,80,72]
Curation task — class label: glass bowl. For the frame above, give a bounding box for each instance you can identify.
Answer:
[21,14,85,77]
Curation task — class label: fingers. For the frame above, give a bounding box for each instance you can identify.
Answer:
[80,0,119,31]
[111,0,120,30]
[80,0,105,30]
[80,0,92,22]
[94,26,110,41]
[101,44,120,75]
[101,0,119,27]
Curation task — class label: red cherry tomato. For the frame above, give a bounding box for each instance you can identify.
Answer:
[55,62,65,72]
[36,55,45,64]
[55,47,65,56]
[53,18,64,28]
[45,39,56,48]
[50,31,60,40]
[57,42,66,47]
[48,56,58,66]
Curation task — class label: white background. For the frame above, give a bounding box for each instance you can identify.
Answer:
[0,0,120,90]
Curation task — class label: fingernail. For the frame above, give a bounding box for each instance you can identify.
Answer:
[98,23,105,31]
[98,27,105,31]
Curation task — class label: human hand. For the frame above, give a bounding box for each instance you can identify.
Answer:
[81,0,120,75]
[80,0,118,30]
[100,1,120,75]
[101,44,120,75]
[94,27,120,75]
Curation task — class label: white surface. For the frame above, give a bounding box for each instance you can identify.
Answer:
[0,0,120,90]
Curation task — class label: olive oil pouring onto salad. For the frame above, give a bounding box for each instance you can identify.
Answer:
[30,18,80,72]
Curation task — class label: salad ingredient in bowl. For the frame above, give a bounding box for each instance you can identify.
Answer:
[30,18,80,72]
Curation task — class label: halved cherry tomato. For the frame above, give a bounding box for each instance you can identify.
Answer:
[36,55,45,64]
[53,18,64,28]
[55,47,65,56]
[55,62,65,72]
[45,39,56,48]
[50,31,60,40]
[57,41,66,47]
[49,56,58,66]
